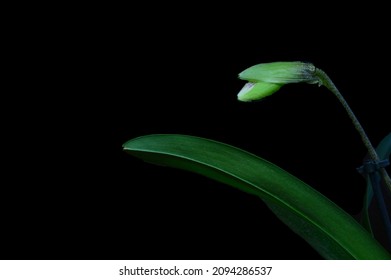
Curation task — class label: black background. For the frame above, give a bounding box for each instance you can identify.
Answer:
[3,5,390,260]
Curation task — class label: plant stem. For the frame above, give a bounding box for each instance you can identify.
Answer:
[369,171,391,248]
[314,68,391,193]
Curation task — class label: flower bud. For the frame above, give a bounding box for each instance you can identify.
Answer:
[237,82,282,102]
[237,61,319,102]
[239,61,317,84]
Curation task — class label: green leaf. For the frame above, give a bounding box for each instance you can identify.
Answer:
[123,134,391,259]
[361,133,391,235]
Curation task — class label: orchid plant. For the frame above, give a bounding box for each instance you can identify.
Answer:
[124,62,391,259]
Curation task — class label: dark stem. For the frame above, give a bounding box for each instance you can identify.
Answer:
[369,171,391,247]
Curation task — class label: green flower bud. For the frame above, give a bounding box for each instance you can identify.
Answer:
[239,61,317,84]
[237,61,319,102]
[237,82,282,102]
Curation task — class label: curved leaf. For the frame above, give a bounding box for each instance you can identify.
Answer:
[123,134,391,259]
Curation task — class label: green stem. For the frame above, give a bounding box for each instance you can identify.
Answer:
[314,68,391,193]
